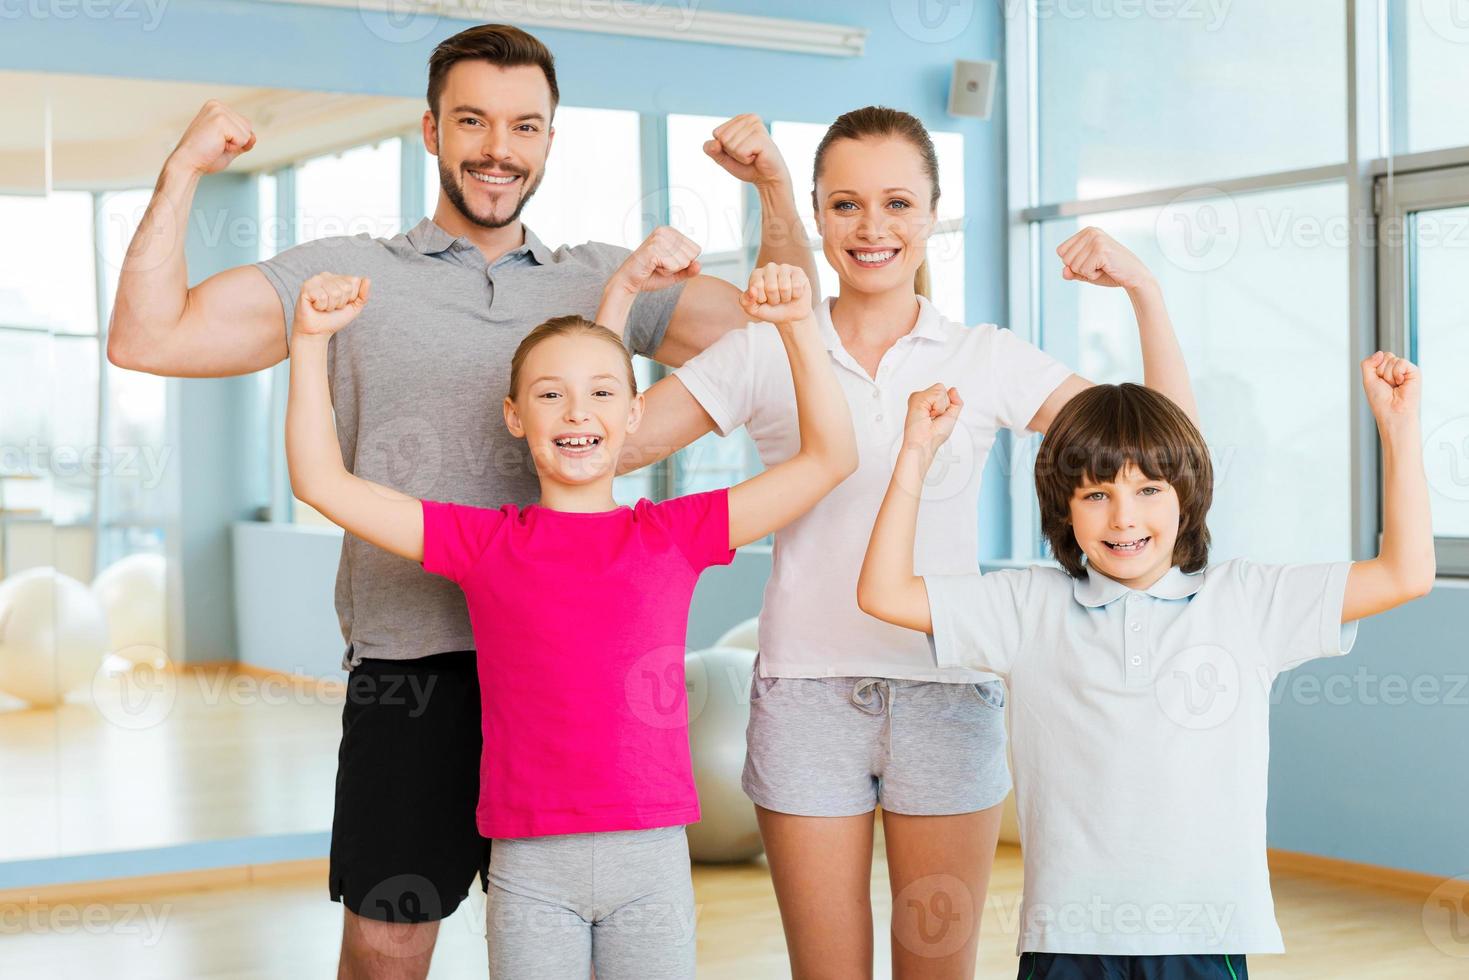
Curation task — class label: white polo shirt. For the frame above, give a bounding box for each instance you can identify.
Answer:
[674,296,1071,681]
[925,559,1360,955]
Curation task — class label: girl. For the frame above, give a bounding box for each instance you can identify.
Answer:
[616,107,1194,979]
[284,260,856,979]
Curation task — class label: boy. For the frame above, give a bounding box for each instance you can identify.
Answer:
[857,352,1433,978]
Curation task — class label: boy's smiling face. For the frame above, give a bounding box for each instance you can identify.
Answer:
[1068,463,1181,590]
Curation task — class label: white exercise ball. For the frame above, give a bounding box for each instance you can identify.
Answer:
[713,616,760,652]
[91,552,167,668]
[685,645,763,863]
[0,567,109,707]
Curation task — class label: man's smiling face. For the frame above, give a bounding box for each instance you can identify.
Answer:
[426,60,554,229]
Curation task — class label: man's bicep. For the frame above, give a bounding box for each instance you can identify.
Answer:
[166,264,289,377]
[649,275,744,367]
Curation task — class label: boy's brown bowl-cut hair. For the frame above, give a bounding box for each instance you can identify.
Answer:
[1035,383,1212,579]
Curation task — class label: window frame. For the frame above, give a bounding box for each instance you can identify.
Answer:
[1375,162,1469,573]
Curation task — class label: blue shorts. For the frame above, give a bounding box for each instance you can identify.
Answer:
[1019,952,1248,980]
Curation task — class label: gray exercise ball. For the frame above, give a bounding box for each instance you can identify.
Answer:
[684,645,764,863]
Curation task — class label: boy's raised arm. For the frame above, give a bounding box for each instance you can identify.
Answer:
[856,385,965,633]
[1342,352,1436,622]
[285,274,425,564]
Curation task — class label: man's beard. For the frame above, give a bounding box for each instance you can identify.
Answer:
[438,159,544,230]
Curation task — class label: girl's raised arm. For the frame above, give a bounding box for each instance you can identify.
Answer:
[725,264,857,550]
[285,274,425,564]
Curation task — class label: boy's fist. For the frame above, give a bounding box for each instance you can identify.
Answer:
[1056,227,1155,291]
[1361,351,1420,427]
[295,274,371,338]
[741,263,811,326]
[902,383,964,460]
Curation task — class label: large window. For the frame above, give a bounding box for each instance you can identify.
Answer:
[1010,1,1469,574]
[0,189,166,579]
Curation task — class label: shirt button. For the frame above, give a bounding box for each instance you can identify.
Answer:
[875,414,884,423]
[1129,622,1141,632]
[1130,656,1142,666]
[871,389,881,400]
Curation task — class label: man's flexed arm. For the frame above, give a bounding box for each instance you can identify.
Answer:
[108,100,290,378]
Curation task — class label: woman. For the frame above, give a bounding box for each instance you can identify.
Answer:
[622,107,1193,979]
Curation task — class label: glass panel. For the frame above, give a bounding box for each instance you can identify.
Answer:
[0,192,97,334]
[1038,0,1345,202]
[51,335,100,525]
[667,114,745,255]
[97,189,151,320]
[1037,182,1351,564]
[295,138,402,242]
[1410,205,1469,538]
[258,171,282,260]
[521,106,642,250]
[927,228,967,324]
[1399,2,1469,154]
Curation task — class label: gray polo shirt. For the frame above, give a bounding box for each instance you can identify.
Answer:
[256,218,683,667]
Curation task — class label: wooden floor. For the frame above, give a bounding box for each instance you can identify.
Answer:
[1,831,1462,978]
[0,664,339,861]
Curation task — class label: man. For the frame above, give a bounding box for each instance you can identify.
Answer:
[108,23,815,979]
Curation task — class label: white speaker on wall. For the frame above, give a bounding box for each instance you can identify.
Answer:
[947,59,998,120]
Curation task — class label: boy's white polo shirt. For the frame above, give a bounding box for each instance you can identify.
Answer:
[674,295,1071,681]
[925,559,1360,955]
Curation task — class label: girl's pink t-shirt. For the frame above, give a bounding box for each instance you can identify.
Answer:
[420,490,735,840]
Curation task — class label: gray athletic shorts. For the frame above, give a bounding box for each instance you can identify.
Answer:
[742,668,1011,817]
[484,825,695,980]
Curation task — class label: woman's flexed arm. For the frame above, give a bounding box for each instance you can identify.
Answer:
[726,265,857,549]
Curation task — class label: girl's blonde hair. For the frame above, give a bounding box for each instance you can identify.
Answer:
[507,315,638,400]
[811,105,940,300]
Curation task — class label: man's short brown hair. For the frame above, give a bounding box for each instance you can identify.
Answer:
[1034,383,1213,578]
[426,24,559,119]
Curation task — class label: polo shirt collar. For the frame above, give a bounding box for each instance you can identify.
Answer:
[1072,565,1203,607]
[405,218,553,265]
[812,294,950,352]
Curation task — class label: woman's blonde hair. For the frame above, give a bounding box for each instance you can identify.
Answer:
[811,105,940,300]
[507,315,637,400]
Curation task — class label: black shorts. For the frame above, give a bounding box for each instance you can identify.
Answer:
[329,650,490,923]
[1019,953,1248,980]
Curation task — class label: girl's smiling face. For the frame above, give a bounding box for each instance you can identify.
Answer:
[1068,464,1181,590]
[503,333,642,488]
[814,136,937,297]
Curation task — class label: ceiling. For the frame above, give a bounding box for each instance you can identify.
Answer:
[0,71,424,192]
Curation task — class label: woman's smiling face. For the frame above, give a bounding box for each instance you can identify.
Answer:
[814,136,937,298]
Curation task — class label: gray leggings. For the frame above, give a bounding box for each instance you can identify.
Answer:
[485,825,696,980]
